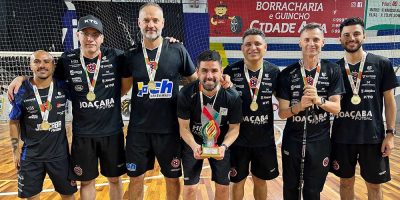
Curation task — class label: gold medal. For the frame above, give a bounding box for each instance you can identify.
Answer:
[148,81,156,90]
[250,102,258,111]
[86,91,96,101]
[351,95,361,105]
[40,121,51,130]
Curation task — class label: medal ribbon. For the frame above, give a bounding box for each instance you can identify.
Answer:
[142,38,163,83]
[344,52,367,96]
[243,64,264,105]
[32,81,54,123]
[80,51,102,94]
[299,60,321,87]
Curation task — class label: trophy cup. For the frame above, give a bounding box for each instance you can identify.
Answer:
[200,119,221,158]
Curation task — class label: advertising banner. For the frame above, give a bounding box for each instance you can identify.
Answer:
[208,0,365,37]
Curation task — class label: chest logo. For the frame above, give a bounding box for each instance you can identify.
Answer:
[137,79,173,99]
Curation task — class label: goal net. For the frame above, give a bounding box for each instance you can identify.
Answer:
[0,0,185,120]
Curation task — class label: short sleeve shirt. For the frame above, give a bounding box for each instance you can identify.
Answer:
[54,47,124,137]
[177,81,242,145]
[9,79,68,161]
[122,39,196,134]
[332,53,399,144]
[224,60,280,147]
[276,60,345,142]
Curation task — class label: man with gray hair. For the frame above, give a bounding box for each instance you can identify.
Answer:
[121,2,198,200]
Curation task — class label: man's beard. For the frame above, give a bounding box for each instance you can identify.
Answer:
[202,78,218,91]
[343,42,362,53]
[142,29,162,41]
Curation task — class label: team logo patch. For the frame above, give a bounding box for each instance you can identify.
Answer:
[352,71,358,83]
[171,158,180,168]
[322,157,329,167]
[40,101,52,111]
[75,85,84,92]
[149,61,157,69]
[86,63,97,73]
[219,107,228,116]
[70,180,77,186]
[306,76,314,85]
[250,77,258,88]
[283,150,289,156]
[229,168,237,177]
[126,163,137,171]
[332,160,340,171]
[74,166,83,176]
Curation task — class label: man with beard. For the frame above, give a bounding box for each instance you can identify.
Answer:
[223,28,280,200]
[177,50,242,200]
[121,3,199,200]
[330,17,398,200]
[8,15,126,200]
[9,50,77,199]
[276,23,345,200]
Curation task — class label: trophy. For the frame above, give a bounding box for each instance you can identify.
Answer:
[200,118,221,158]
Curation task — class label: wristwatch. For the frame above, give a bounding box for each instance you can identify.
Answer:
[318,97,326,106]
[386,129,396,135]
[221,144,229,151]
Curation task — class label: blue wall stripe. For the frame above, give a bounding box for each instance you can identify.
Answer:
[377,29,400,36]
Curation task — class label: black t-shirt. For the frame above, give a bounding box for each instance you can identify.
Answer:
[276,60,345,142]
[177,81,243,145]
[122,39,196,134]
[9,79,68,162]
[224,60,280,147]
[332,53,399,144]
[54,47,124,137]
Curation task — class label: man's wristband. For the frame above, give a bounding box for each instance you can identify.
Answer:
[221,144,229,151]
[386,129,396,135]
[319,97,326,106]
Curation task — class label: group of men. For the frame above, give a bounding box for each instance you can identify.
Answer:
[7,2,398,200]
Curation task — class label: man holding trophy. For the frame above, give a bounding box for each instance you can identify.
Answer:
[177,50,242,200]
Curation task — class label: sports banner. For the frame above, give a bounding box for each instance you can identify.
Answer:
[208,0,365,37]
[365,0,400,30]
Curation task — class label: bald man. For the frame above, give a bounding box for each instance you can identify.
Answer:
[9,50,77,200]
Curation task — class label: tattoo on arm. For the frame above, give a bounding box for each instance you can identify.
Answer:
[11,138,19,152]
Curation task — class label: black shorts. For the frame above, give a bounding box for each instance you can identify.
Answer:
[70,133,126,181]
[281,138,331,200]
[229,144,279,182]
[330,142,391,184]
[125,131,182,178]
[18,157,77,198]
[182,143,230,185]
